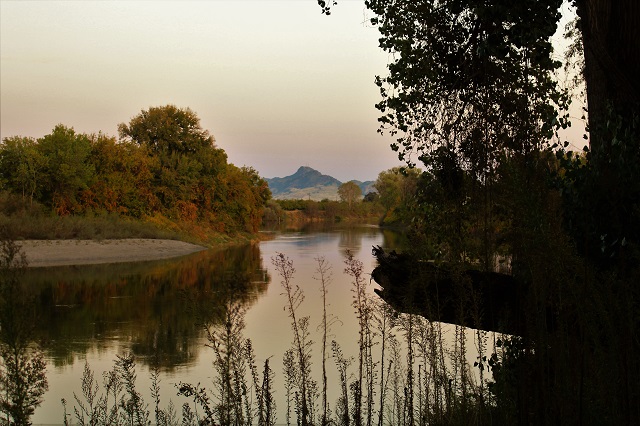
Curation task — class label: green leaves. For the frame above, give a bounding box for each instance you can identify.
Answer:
[367,0,566,169]
[1,106,271,235]
[37,125,95,214]
[118,105,215,155]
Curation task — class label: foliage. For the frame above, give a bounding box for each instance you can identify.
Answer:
[0,105,272,241]
[269,198,384,224]
[374,167,420,226]
[37,125,95,215]
[316,0,638,423]
[118,105,215,155]
[367,0,568,168]
[337,181,362,209]
[555,107,640,267]
[0,136,46,206]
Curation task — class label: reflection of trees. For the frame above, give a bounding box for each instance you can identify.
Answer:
[380,228,409,252]
[338,228,363,256]
[337,225,380,257]
[25,244,269,370]
[0,239,48,424]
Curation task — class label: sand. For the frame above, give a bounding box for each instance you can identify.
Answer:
[17,239,208,267]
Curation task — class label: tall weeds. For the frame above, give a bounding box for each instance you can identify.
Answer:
[314,255,338,426]
[272,252,314,426]
[61,250,500,426]
[344,251,376,426]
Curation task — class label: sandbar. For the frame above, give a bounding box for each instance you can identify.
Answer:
[17,239,208,268]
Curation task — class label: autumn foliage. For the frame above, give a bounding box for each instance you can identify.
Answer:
[0,105,271,237]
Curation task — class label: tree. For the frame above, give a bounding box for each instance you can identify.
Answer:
[37,125,95,214]
[374,167,420,225]
[371,0,567,168]
[374,169,401,213]
[320,0,639,422]
[86,133,157,216]
[337,181,361,209]
[118,105,215,155]
[573,0,639,150]
[362,191,379,203]
[0,136,46,205]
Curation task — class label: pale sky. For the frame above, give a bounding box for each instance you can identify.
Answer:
[1,1,582,182]
[1,0,403,182]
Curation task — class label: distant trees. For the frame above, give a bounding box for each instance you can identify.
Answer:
[374,167,420,225]
[337,181,362,209]
[264,197,383,223]
[0,136,45,205]
[0,105,271,235]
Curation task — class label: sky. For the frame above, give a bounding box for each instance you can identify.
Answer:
[1,1,582,183]
[1,0,406,183]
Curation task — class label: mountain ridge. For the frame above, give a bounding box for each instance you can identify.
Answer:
[265,166,375,200]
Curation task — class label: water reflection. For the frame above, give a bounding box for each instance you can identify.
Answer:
[263,220,394,259]
[28,223,405,423]
[25,244,269,370]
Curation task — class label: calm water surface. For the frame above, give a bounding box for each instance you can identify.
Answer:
[29,223,405,424]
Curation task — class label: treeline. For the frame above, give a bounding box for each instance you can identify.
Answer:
[263,195,383,223]
[0,105,271,240]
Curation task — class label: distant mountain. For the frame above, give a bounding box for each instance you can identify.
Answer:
[351,180,377,196]
[265,166,375,201]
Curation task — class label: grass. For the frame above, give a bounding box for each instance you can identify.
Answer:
[42,251,499,426]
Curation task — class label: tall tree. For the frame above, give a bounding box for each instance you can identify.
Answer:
[320,1,639,422]
[374,167,420,225]
[573,0,639,147]
[367,0,567,169]
[118,105,216,155]
[0,136,46,205]
[118,105,222,214]
[338,181,362,209]
[37,125,95,214]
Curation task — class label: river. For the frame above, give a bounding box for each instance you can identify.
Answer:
[23,223,404,424]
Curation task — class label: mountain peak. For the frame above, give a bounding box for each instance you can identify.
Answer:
[295,166,321,175]
[265,167,375,200]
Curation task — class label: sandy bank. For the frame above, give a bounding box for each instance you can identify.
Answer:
[17,239,208,268]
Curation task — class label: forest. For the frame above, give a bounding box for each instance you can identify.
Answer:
[0,105,271,243]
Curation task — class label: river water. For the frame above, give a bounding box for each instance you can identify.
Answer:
[26,223,408,424]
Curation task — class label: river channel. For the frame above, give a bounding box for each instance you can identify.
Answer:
[27,223,408,424]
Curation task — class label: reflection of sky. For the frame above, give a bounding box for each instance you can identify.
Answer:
[31,225,389,423]
[32,225,494,424]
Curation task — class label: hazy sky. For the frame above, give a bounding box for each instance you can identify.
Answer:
[1,1,582,183]
[1,0,407,182]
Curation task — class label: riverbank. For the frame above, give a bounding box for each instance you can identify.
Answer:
[17,239,208,268]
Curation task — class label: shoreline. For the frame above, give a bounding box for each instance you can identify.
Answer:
[17,239,208,268]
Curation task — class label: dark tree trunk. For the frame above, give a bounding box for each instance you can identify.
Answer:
[575,0,640,145]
